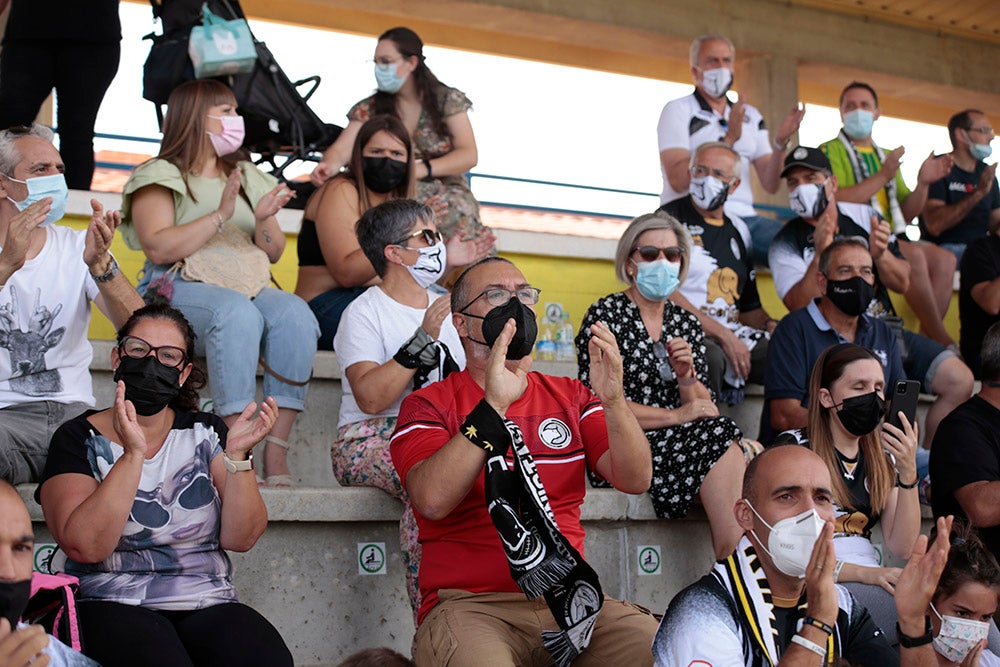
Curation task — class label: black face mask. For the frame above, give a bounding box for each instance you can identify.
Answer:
[825,275,876,317]
[362,156,408,193]
[834,391,886,436]
[465,297,538,360]
[0,579,31,629]
[113,355,182,416]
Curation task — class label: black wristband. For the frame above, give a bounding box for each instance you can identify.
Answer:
[394,328,434,370]
[421,158,433,182]
[393,345,422,369]
[460,399,510,456]
[896,473,919,489]
[802,616,834,636]
[897,616,933,648]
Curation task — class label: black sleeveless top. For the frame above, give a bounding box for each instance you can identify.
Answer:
[297,217,326,267]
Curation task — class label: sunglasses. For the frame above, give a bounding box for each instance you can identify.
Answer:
[633,246,684,263]
[652,341,675,383]
[129,473,216,529]
[396,228,443,248]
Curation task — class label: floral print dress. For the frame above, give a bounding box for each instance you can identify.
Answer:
[576,292,742,518]
[348,86,483,241]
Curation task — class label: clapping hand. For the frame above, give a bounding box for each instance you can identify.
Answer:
[0,198,49,279]
[445,228,497,267]
[484,319,531,416]
[254,183,295,222]
[83,198,120,272]
[113,380,148,459]
[586,321,626,406]
[226,397,278,457]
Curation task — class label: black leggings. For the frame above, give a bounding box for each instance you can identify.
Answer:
[78,600,294,667]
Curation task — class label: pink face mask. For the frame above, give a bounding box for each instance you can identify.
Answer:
[206,114,245,156]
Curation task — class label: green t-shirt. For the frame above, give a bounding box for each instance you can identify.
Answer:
[820,137,912,215]
[120,159,278,251]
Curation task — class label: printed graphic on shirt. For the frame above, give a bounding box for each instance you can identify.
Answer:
[538,418,572,450]
[0,285,65,396]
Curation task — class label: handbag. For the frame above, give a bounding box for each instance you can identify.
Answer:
[180,222,272,299]
[187,3,257,78]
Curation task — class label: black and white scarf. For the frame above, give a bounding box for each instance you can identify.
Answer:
[485,420,603,666]
[837,130,907,233]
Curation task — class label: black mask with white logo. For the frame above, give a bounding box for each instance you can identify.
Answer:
[825,276,875,317]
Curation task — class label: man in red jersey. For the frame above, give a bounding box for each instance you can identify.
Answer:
[390,257,658,666]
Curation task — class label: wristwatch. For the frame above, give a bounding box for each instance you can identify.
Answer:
[91,255,120,283]
[223,451,254,473]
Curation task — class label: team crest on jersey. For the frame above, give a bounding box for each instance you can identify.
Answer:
[538,418,572,449]
[873,348,888,367]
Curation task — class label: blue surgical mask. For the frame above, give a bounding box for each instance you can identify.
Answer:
[843,109,875,140]
[634,259,681,302]
[4,173,68,227]
[970,141,993,161]
[374,62,408,94]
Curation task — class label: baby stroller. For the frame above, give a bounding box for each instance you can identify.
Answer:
[141,0,340,188]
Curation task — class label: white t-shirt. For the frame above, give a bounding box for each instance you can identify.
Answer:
[334,285,465,427]
[0,225,98,409]
[657,90,772,218]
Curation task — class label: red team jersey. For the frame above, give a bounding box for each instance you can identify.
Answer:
[390,370,611,623]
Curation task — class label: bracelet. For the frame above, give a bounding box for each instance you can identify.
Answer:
[773,136,789,151]
[832,559,845,583]
[212,211,224,233]
[460,398,511,457]
[91,255,120,283]
[896,473,919,489]
[421,158,434,182]
[802,616,834,636]
[677,375,698,387]
[897,616,934,648]
[790,634,826,657]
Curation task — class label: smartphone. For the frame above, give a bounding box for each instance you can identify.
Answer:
[886,379,920,430]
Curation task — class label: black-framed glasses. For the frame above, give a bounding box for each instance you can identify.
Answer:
[633,246,684,263]
[652,341,675,383]
[396,228,442,248]
[460,287,541,312]
[118,335,187,369]
[129,473,215,529]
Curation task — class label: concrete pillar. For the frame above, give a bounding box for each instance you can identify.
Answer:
[739,54,800,208]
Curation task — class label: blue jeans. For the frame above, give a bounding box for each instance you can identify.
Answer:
[139,265,319,416]
[307,286,367,351]
[741,213,784,267]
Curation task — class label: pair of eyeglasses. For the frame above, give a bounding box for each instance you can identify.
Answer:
[129,473,215,529]
[968,126,995,136]
[396,228,442,248]
[633,246,684,263]
[652,341,675,383]
[118,335,187,369]
[690,165,733,181]
[461,287,541,311]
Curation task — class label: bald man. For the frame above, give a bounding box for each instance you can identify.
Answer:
[0,480,96,666]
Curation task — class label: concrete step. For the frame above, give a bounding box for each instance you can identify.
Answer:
[88,340,940,486]
[18,482,935,666]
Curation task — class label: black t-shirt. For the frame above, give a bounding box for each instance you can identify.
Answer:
[4,0,121,44]
[923,162,1000,246]
[930,395,1000,558]
[959,235,1000,377]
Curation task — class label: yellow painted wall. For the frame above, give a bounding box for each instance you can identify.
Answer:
[78,215,960,345]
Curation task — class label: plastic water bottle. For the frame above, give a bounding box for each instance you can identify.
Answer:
[536,319,556,361]
[555,314,575,362]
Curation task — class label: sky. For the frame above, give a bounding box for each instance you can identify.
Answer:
[91,3,965,218]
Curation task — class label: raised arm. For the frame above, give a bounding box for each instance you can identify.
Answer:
[585,321,652,494]
[85,199,143,328]
[212,398,276,551]
[404,319,530,520]
[40,385,149,563]
[310,118,364,186]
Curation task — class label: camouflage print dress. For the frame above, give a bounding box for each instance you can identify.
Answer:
[348,87,483,241]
